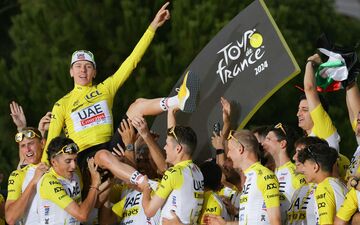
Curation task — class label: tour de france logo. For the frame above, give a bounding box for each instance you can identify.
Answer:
[216,29,268,84]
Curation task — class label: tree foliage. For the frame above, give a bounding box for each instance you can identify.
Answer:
[0,0,359,180]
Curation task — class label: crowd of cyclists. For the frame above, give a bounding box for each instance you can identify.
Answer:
[1,2,360,225]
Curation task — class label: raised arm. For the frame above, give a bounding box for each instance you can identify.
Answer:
[304,54,322,111]
[38,112,52,139]
[64,158,101,221]
[132,117,167,173]
[9,101,27,132]
[117,119,137,165]
[346,82,360,128]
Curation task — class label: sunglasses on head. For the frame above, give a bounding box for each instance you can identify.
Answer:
[227,130,244,148]
[15,130,41,143]
[305,146,319,166]
[274,123,286,136]
[54,143,79,157]
[167,126,180,143]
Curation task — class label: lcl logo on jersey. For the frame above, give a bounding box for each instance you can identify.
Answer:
[85,90,102,100]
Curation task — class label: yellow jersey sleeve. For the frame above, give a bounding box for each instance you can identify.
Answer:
[352,118,357,132]
[310,104,337,139]
[7,169,25,201]
[315,183,336,225]
[258,170,280,208]
[42,100,66,163]
[39,173,73,209]
[104,26,155,95]
[112,197,126,219]
[155,167,183,199]
[336,188,358,222]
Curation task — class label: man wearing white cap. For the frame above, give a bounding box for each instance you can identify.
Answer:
[41,3,172,187]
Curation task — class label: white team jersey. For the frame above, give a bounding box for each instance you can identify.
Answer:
[37,168,82,225]
[275,161,305,224]
[155,160,204,225]
[287,183,317,225]
[238,162,280,225]
[112,180,160,225]
[20,164,40,225]
[348,145,360,177]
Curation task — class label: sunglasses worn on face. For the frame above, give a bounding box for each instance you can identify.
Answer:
[274,123,286,136]
[15,130,41,143]
[54,143,79,157]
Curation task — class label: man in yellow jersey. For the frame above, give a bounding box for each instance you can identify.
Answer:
[5,127,48,225]
[297,143,347,225]
[288,136,328,225]
[138,125,204,225]
[206,130,281,225]
[37,137,101,225]
[41,2,182,187]
[262,123,305,224]
[298,53,349,179]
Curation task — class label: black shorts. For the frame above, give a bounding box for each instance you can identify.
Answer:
[77,142,110,172]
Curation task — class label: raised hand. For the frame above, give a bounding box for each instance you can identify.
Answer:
[150,2,170,30]
[131,116,150,138]
[221,97,231,124]
[10,101,27,131]
[38,112,52,137]
[117,119,136,146]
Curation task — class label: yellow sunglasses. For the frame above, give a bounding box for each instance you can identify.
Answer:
[15,130,41,143]
[54,143,79,157]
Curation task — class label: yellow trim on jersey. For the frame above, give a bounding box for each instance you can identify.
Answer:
[315,177,338,225]
[39,168,74,209]
[155,160,192,199]
[276,161,306,191]
[42,26,156,163]
[6,164,35,201]
[248,162,280,208]
[336,188,358,222]
[198,191,222,224]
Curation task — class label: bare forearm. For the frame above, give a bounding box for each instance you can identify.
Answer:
[143,135,167,173]
[5,182,36,224]
[78,188,98,221]
[346,82,360,122]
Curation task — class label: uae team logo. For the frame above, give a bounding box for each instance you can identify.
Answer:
[217,29,267,84]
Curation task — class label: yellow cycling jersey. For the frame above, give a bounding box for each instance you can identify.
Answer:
[239,162,280,225]
[155,160,204,225]
[198,190,230,224]
[336,188,360,222]
[310,104,340,151]
[37,168,82,225]
[7,164,40,225]
[287,183,317,225]
[275,161,306,224]
[314,177,347,225]
[112,180,160,225]
[42,26,155,163]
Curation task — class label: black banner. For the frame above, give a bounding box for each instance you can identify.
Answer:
[151,0,300,163]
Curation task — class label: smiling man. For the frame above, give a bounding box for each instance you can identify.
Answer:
[5,127,48,225]
[37,137,101,225]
